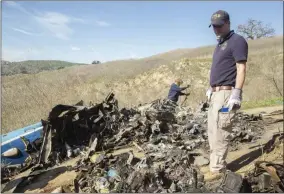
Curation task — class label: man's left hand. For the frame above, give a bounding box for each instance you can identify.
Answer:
[227,88,242,111]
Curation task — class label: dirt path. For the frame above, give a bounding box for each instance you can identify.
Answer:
[3,106,283,193]
[241,105,283,115]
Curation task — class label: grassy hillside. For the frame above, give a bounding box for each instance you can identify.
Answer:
[2,36,283,133]
[1,60,89,76]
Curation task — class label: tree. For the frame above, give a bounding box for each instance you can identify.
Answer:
[92,60,101,65]
[261,55,283,97]
[237,18,275,40]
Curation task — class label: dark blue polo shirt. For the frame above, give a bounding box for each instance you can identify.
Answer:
[210,31,248,87]
[168,83,187,102]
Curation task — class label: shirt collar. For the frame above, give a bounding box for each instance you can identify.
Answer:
[218,30,235,45]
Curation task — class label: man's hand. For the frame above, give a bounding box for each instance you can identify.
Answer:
[227,61,246,111]
[206,88,212,101]
[227,88,242,111]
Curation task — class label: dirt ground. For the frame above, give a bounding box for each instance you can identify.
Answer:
[3,105,283,193]
[242,105,283,115]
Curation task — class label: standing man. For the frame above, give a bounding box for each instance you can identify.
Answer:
[167,78,190,104]
[205,10,248,180]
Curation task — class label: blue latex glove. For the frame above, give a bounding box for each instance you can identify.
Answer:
[227,88,242,111]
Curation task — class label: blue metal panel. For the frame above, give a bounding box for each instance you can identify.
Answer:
[1,122,43,165]
[1,122,42,144]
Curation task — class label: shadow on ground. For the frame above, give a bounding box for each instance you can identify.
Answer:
[2,166,69,193]
[227,133,283,172]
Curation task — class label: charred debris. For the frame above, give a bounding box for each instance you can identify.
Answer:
[1,92,283,193]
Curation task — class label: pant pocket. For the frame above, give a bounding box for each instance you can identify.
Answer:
[217,112,235,130]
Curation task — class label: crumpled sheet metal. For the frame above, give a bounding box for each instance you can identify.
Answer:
[36,95,264,168]
[73,151,206,193]
[36,93,124,167]
[68,98,277,193]
[2,92,278,193]
[248,161,284,193]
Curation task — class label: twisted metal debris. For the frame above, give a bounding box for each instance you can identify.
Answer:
[1,92,283,193]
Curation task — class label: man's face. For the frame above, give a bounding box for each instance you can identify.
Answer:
[176,80,183,86]
[213,22,229,37]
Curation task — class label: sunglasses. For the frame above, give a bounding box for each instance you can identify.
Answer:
[213,24,224,28]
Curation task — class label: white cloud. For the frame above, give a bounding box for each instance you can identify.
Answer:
[4,1,31,15]
[12,27,42,36]
[34,12,87,40]
[71,46,81,51]
[95,20,110,27]
[34,12,74,40]
[5,1,110,27]
[4,1,19,8]
[5,1,86,40]
[72,17,87,24]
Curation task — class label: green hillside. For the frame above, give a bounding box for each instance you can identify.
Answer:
[1,60,89,76]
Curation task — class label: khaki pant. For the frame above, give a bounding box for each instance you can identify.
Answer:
[207,90,236,173]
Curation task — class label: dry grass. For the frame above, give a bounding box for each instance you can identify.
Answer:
[2,36,283,133]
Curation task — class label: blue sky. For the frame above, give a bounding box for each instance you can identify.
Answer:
[2,1,283,63]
